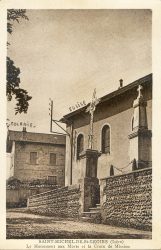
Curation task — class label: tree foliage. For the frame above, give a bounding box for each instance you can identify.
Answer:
[6,176,22,187]
[7,9,29,34]
[7,9,32,114]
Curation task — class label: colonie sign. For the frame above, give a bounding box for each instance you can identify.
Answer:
[6,119,36,129]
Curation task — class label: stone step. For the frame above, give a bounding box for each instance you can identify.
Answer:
[96,203,101,207]
[89,207,101,213]
[81,211,102,224]
[80,216,94,223]
[82,211,100,217]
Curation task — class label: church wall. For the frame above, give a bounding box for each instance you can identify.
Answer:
[71,107,134,184]
[71,99,151,184]
[65,85,152,185]
[65,127,71,186]
[96,107,133,179]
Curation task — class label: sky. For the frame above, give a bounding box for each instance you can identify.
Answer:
[7,9,152,134]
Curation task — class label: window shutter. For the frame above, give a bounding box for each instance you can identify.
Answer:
[30,152,37,164]
[50,153,56,165]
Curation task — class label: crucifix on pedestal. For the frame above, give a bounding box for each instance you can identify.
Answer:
[79,88,101,211]
[80,88,101,178]
[86,88,100,149]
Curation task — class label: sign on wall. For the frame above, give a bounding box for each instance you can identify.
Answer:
[6,119,36,130]
[69,100,86,112]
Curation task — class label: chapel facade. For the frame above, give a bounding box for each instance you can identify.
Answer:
[61,74,152,186]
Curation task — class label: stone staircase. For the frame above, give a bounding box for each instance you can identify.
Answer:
[81,204,102,224]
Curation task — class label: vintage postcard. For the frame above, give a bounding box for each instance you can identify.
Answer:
[0,0,161,249]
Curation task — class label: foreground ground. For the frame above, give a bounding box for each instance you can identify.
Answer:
[6,208,152,239]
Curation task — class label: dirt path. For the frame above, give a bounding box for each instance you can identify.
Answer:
[6,209,152,239]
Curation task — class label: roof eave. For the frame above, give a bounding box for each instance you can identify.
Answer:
[61,73,152,122]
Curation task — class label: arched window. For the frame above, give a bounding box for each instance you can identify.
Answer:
[77,134,84,159]
[101,125,110,154]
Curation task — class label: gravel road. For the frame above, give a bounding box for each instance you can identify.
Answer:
[6,209,152,239]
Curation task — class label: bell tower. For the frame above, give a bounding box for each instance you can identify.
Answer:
[128,84,152,169]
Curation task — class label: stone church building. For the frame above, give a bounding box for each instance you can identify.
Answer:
[7,129,66,186]
[28,73,152,230]
[61,73,152,186]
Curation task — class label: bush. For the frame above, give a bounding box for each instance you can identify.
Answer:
[6,177,22,187]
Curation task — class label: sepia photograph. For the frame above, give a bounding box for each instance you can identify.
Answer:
[1,1,161,248]
[5,8,153,241]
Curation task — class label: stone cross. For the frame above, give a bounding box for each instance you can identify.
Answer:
[137,84,143,99]
[86,88,100,149]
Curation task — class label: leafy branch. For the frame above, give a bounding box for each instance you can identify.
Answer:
[7,9,29,34]
[7,9,32,114]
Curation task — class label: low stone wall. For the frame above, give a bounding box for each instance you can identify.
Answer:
[100,168,152,231]
[6,185,56,208]
[28,185,81,218]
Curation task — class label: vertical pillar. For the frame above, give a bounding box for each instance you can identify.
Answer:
[78,149,101,212]
[65,125,72,186]
[99,178,107,223]
[128,85,152,169]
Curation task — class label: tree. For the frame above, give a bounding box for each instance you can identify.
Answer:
[7,9,32,114]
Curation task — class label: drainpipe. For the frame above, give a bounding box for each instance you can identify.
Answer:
[70,121,73,185]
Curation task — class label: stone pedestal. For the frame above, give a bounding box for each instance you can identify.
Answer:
[79,177,100,212]
[79,149,101,178]
[78,149,101,212]
[129,129,152,169]
[128,85,152,169]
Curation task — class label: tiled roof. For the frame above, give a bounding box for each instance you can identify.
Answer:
[7,131,66,152]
